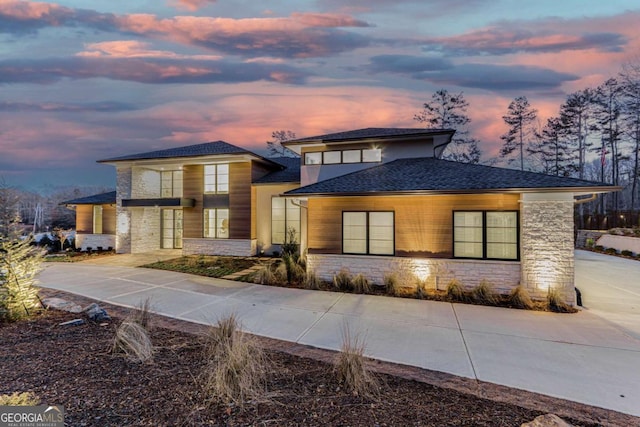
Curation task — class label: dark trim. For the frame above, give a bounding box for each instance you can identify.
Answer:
[452,210,520,261]
[122,198,195,207]
[342,210,395,256]
[203,193,230,208]
[286,186,622,197]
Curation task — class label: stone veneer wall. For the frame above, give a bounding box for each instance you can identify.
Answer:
[116,166,132,254]
[520,193,576,305]
[576,230,606,248]
[130,207,161,253]
[183,238,257,256]
[306,254,520,292]
[75,234,116,251]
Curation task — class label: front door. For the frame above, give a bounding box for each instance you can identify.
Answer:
[162,209,183,249]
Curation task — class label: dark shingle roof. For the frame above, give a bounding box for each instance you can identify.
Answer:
[283,128,454,144]
[61,191,116,205]
[285,158,618,195]
[98,141,255,163]
[254,157,301,184]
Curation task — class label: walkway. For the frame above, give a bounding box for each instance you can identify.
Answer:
[38,252,640,417]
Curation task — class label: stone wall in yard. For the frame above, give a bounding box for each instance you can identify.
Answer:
[75,234,116,251]
[183,238,257,256]
[596,234,640,255]
[576,230,606,248]
[306,254,520,293]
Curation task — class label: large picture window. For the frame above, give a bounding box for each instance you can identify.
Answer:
[343,211,394,255]
[204,208,229,238]
[161,170,183,198]
[204,164,229,194]
[272,198,300,245]
[453,211,518,260]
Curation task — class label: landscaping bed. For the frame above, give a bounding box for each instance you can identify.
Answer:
[44,250,116,263]
[0,307,606,427]
[142,255,260,278]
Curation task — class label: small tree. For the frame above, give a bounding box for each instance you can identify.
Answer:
[500,96,538,170]
[0,238,44,322]
[266,130,298,158]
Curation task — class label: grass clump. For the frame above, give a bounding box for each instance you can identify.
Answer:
[304,270,321,290]
[202,314,267,408]
[509,285,533,309]
[132,298,153,330]
[333,269,352,292]
[283,254,306,284]
[351,273,371,294]
[383,273,400,297]
[113,320,154,363]
[334,325,379,399]
[415,278,427,300]
[471,280,498,305]
[547,288,575,313]
[254,264,277,286]
[0,392,40,406]
[446,279,467,302]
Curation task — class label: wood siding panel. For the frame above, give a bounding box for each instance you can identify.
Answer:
[183,165,204,238]
[229,162,251,239]
[76,205,93,234]
[102,205,116,235]
[307,194,520,256]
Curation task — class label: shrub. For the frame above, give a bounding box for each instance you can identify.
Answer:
[334,325,378,398]
[547,288,573,313]
[471,280,498,305]
[0,392,40,406]
[113,320,154,363]
[0,237,44,322]
[593,245,604,251]
[304,270,321,290]
[585,238,594,248]
[604,247,618,255]
[508,285,533,309]
[621,250,633,257]
[383,273,400,297]
[283,254,305,284]
[333,269,352,292]
[274,262,288,284]
[446,279,466,302]
[351,273,371,294]
[202,314,267,407]
[415,278,427,300]
[254,264,277,286]
[281,226,299,258]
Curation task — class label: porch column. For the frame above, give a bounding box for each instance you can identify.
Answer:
[520,192,576,305]
[116,166,132,254]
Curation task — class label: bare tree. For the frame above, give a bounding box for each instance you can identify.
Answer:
[559,89,598,180]
[530,117,575,176]
[620,61,640,211]
[266,130,298,158]
[414,89,481,163]
[499,96,538,170]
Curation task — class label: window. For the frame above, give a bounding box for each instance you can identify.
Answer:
[93,206,103,234]
[204,164,229,194]
[343,211,394,255]
[272,198,300,244]
[362,148,382,162]
[303,148,382,165]
[342,150,361,163]
[161,170,183,197]
[323,151,341,164]
[304,152,322,165]
[453,211,518,260]
[204,208,229,238]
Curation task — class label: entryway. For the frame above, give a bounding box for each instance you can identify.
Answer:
[162,209,183,249]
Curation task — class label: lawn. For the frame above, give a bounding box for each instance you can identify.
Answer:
[142,255,261,278]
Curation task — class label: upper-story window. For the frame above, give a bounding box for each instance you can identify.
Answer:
[161,170,183,198]
[304,148,381,165]
[204,164,229,194]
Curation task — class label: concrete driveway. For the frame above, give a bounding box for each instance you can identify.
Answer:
[38,252,640,417]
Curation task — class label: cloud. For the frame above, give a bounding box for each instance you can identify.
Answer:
[0,101,138,112]
[364,54,452,74]
[169,0,216,12]
[0,56,310,85]
[420,63,579,91]
[76,40,222,60]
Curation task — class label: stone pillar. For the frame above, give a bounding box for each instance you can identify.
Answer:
[520,193,576,305]
[116,166,132,254]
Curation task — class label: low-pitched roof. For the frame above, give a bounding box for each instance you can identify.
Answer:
[285,158,619,196]
[61,191,116,205]
[283,127,454,145]
[253,157,301,184]
[98,140,277,165]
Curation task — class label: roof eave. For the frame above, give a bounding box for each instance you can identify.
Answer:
[282,129,456,146]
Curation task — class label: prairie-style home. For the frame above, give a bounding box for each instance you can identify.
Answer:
[64,128,618,305]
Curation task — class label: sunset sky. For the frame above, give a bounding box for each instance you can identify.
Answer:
[1,0,638,190]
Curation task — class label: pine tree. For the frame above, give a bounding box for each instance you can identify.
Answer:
[0,238,44,322]
[529,117,575,176]
[499,96,538,170]
[620,61,640,211]
[559,89,597,180]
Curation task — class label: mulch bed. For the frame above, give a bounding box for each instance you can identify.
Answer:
[1,291,635,427]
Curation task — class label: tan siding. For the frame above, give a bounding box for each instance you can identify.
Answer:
[251,187,257,239]
[307,194,520,256]
[183,164,204,238]
[102,205,116,235]
[76,205,93,234]
[229,162,251,239]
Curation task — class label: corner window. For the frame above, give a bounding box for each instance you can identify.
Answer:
[453,211,518,260]
[272,198,301,245]
[204,164,229,194]
[161,170,183,198]
[343,211,394,255]
[204,208,229,238]
[93,206,103,234]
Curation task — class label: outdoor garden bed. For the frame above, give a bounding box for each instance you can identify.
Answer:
[142,255,260,278]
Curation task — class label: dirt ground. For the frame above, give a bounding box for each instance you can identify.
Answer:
[0,289,635,427]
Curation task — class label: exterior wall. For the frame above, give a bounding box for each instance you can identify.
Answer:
[520,193,576,305]
[116,166,132,253]
[254,183,300,255]
[229,162,252,239]
[183,164,204,238]
[131,167,161,198]
[183,238,257,256]
[75,234,116,251]
[103,205,116,235]
[307,194,520,256]
[306,254,520,293]
[130,207,161,253]
[76,205,93,233]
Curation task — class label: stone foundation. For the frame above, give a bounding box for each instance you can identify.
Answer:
[75,234,116,251]
[306,254,520,293]
[183,238,257,256]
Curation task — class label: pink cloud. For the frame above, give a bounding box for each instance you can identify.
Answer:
[0,0,70,21]
[76,40,221,60]
[169,0,216,12]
